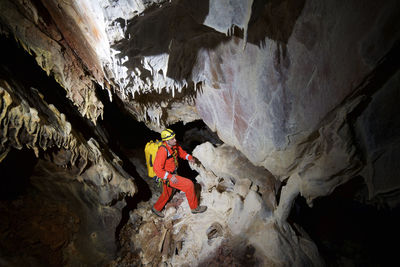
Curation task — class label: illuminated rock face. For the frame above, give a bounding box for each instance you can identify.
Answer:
[0,0,399,266]
[0,0,107,123]
[192,0,400,220]
[194,0,398,174]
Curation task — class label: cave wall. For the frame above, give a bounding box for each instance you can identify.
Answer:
[1,0,398,182]
[194,0,399,192]
[0,0,107,123]
[0,60,136,264]
[355,70,400,208]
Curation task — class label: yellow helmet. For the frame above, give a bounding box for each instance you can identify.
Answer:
[161,128,176,141]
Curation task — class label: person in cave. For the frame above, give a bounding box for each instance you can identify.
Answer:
[151,129,207,217]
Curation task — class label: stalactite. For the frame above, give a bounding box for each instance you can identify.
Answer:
[0,84,136,201]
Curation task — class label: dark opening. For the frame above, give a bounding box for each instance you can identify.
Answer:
[166,120,222,182]
[95,84,156,243]
[0,148,37,200]
[288,176,400,266]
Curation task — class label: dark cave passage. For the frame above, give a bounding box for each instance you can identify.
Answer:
[0,34,222,263]
[0,33,224,265]
[0,148,37,200]
[289,176,400,266]
[0,148,79,266]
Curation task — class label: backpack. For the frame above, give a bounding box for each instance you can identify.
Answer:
[145,139,163,178]
[144,139,175,178]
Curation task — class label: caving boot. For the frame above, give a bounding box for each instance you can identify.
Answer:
[151,206,164,218]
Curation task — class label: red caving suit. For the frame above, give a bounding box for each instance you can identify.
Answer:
[153,142,198,211]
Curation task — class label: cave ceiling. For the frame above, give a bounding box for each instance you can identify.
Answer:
[0,0,399,266]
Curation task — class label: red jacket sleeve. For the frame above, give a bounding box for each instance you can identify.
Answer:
[154,146,171,180]
[177,145,193,161]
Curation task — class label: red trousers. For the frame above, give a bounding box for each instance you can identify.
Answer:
[153,175,198,211]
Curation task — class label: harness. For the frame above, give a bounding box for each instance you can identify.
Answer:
[160,144,179,169]
[154,144,178,188]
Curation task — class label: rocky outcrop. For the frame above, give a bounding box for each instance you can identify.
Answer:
[193,0,400,218]
[355,70,400,208]
[0,74,136,264]
[111,143,323,266]
[95,0,400,214]
[0,0,107,123]
[195,0,399,173]
[0,77,135,200]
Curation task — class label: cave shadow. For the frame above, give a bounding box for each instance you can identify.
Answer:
[246,0,306,60]
[114,164,151,246]
[288,176,400,266]
[0,34,154,245]
[198,237,260,266]
[94,84,156,244]
[112,0,305,90]
[113,0,218,83]
[0,148,37,200]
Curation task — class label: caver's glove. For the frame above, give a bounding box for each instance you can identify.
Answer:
[154,177,162,187]
[154,177,169,187]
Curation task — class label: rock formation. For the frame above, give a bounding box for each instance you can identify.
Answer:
[0,0,399,266]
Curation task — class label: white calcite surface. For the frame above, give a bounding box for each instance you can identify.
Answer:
[195,0,398,177]
[117,142,323,266]
[203,0,253,39]
[193,141,277,211]
[192,0,399,217]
